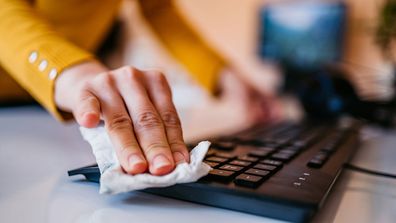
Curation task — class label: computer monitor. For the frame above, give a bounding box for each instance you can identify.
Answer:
[259,1,346,71]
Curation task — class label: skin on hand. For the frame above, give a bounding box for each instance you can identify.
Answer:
[55,61,190,176]
[218,68,283,125]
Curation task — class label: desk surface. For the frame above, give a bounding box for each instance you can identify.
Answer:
[0,107,395,223]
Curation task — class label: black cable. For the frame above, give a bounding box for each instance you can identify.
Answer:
[344,163,396,179]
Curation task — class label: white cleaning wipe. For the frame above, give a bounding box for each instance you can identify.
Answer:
[80,127,212,194]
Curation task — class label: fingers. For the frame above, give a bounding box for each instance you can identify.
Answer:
[92,74,147,175]
[114,67,175,176]
[74,67,187,176]
[144,71,189,164]
[74,90,101,128]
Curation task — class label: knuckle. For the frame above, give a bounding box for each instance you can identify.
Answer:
[161,111,180,127]
[119,142,140,157]
[151,71,167,85]
[96,73,114,89]
[151,71,165,80]
[122,66,140,80]
[134,111,163,130]
[144,142,168,157]
[149,71,172,95]
[107,113,132,132]
[169,141,187,151]
[121,65,138,73]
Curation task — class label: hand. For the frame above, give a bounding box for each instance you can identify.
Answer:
[217,68,283,125]
[181,68,283,141]
[55,61,189,176]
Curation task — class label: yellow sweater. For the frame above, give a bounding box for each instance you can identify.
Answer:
[0,0,224,120]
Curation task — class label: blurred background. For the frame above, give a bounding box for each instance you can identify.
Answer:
[106,0,396,141]
[2,0,396,142]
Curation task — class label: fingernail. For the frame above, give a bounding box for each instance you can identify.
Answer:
[173,152,186,164]
[129,154,146,168]
[153,154,172,170]
[82,112,99,127]
[83,111,97,119]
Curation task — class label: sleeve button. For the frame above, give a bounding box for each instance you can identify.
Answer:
[38,60,48,71]
[48,68,58,80]
[28,51,38,63]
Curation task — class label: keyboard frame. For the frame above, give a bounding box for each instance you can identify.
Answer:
[68,121,361,223]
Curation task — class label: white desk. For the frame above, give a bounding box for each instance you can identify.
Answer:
[0,107,395,223]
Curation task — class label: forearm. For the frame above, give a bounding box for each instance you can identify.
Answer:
[0,0,93,119]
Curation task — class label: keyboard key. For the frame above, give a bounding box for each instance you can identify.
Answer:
[313,152,328,161]
[278,149,298,156]
[204,161,219,168]
[208,169,235,181]
[274,137,291,145]
[215,152,236,159]
[234,174,263,188]
[292,140,307,148]
[293,130,321,148]
[245,168,270,177]
[248,148,274,158]
[249,150,270,158]
[205,156,228,163]
[229,160,252,167]
[252,146,275,152]
[219,164,244,172]
[307,158,325,168]
[271,152,293,162]
[283,145,303,152]
[238,155,259,162]
[254,164,277,171]
[260,159,283,167]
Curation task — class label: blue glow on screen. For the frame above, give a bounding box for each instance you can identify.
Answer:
[259,2,346,70]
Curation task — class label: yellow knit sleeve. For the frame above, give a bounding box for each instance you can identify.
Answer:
[0,0,93,120]
[139,0,226,93]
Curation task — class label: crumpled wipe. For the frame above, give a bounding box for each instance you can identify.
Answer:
[80,126,212,194]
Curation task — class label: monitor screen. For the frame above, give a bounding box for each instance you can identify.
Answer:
[259,1,346,71]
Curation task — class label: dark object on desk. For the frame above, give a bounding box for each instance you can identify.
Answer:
[68,119,361,223]
[297,68,396,127]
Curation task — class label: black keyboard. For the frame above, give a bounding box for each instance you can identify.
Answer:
[68,119,361,223]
